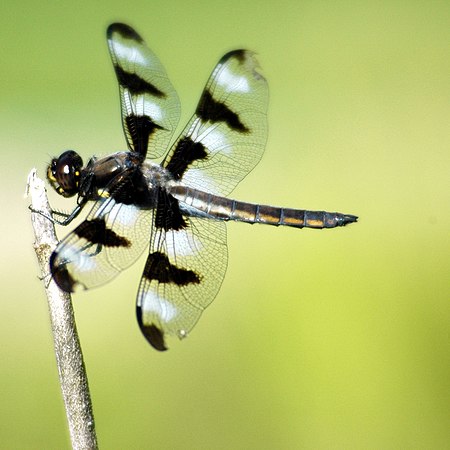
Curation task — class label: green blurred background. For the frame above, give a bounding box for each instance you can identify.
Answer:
[2,0,449,448]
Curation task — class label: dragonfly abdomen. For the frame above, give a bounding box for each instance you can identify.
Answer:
[229,201,357,228]
[171,185,357,229]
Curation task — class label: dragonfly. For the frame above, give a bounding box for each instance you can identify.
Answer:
[43,23,357,351]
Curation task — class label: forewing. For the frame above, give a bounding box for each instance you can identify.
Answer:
[107,23,180,159]
[163,50,268,196]
[136,215,227,351]
[51,195,153,292]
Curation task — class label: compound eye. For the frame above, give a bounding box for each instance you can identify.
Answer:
[47,150,83,197]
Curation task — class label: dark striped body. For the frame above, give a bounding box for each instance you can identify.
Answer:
[170,185,357,229]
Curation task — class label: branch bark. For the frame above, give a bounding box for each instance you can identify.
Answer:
[26,169,98,450]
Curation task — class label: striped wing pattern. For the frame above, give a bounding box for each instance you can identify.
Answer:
[137,217,227,351]
[163,49,268,196]
[107,23,180,159]
[50,195,154,293]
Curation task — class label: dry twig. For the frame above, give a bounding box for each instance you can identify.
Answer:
[26,169,98,450]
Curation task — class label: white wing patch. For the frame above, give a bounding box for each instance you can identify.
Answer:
[112,41,149,67]
[141,291,178,322]
[107,202,141,228]
[169,230,204,257]
[134,96,164,121]
[58,244,97,273]
[152,228,205,257]
[191,123,230,155]
[217,66,250,93]
[182,168,221,195]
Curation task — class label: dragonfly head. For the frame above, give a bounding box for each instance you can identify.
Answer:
[47,150,84,197]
